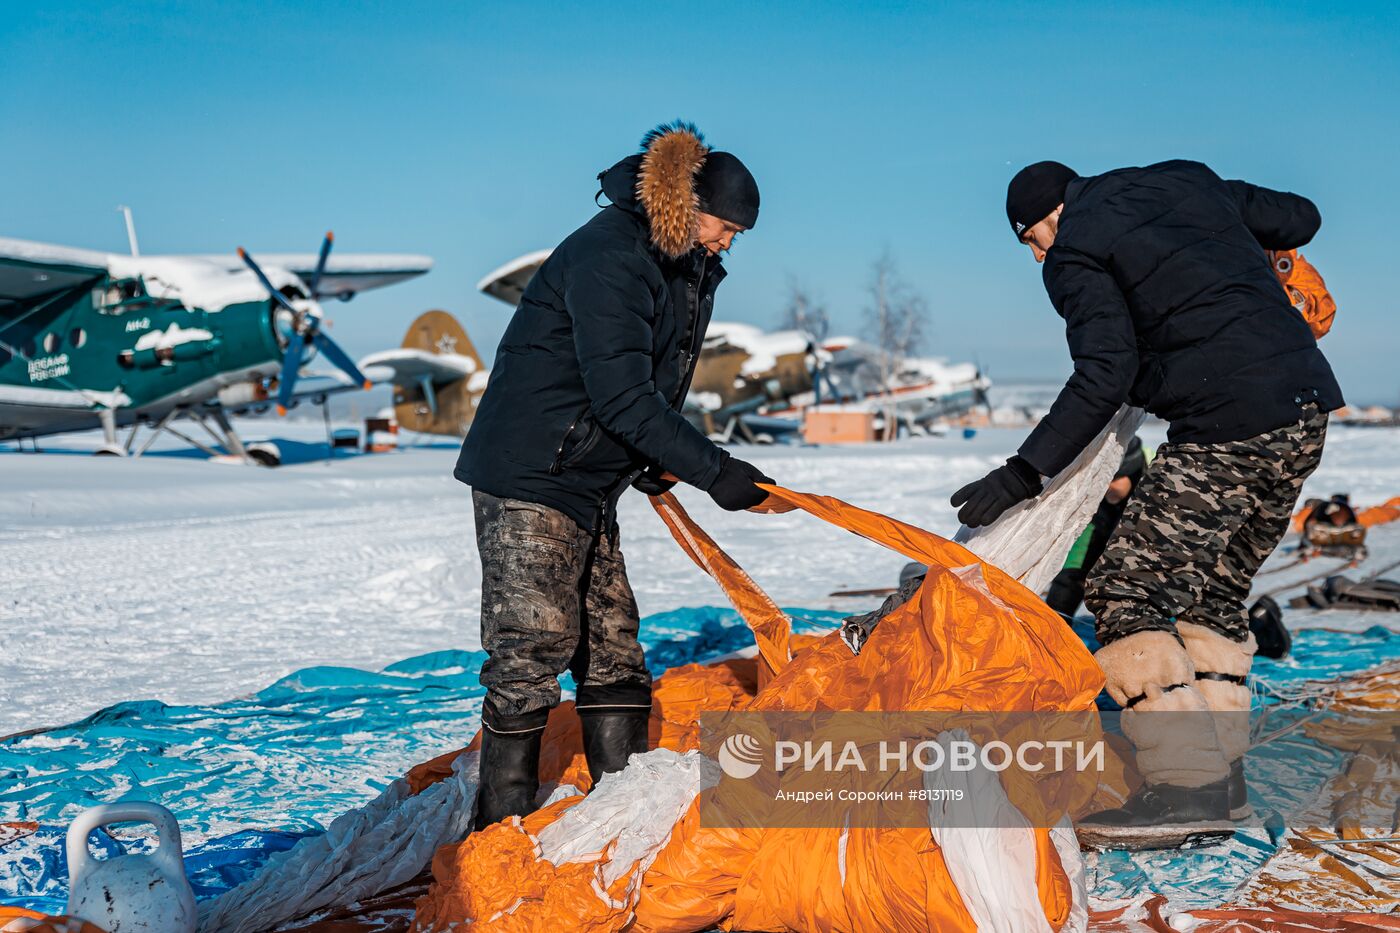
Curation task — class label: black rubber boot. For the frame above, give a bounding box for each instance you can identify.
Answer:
[1247,596,1291,660]
[1227,759,1251,820]
[579,706,650,786]
[472,723,544,832]
[1076,777,1234,850]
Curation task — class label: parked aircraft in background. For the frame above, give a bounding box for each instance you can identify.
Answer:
[473,251,993,443]
[2,227,989,462]
[0,231,431,462]
[360,310,488,438]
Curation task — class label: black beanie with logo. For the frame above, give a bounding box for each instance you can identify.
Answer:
[1006,161,1077,240]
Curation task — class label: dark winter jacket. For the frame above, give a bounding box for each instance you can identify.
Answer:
[454,127,727,531]
[1018,160,1343,478]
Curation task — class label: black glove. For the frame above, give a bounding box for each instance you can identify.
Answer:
[950,456,1042,528]
[632,466,677,496]
[706,454,774,511]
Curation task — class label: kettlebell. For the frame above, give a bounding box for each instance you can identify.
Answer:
[65,802,197,933]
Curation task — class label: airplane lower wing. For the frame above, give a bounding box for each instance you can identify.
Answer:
[215,369,375,417]
[215,347,482,420]
[358,347,480,384]
[0,384,131,410]
[357,348,487,424]
[0,385,132,442]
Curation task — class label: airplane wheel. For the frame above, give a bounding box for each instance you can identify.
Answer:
[93,445,125,457]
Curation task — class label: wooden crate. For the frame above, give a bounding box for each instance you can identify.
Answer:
[803,407,877,444]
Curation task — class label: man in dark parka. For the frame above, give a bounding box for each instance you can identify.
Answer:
[953,159,1341,847]
[455,122,773,827]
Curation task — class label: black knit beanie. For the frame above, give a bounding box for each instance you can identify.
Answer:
[696,152,760,229]
[1006,161,1077,240]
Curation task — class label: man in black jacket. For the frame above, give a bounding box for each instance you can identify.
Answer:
[455,122,774,828]
[952,160,1342,847]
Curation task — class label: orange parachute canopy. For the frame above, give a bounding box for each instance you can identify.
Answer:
[1271,249,1336,340]
[411,486,1105,932]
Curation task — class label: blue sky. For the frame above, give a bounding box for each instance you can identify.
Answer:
[4,1,1397,401]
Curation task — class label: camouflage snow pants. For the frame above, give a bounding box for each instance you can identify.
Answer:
[473,491,651,731]
[1085,407,1328,645]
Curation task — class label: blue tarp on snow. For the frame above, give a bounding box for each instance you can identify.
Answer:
[0,606,842,915]
[2,611,1397,916]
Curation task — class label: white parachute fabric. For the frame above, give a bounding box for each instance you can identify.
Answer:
[1050,815,1090,933]
[536,749,719,890]
[924,730,1088,933]
[195,750,479,933]
[957,405,1147,593]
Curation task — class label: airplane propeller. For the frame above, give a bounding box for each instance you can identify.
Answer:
[237,232,372,415]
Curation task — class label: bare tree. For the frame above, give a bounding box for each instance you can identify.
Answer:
[778,278,830,342]
[862,252,929,388]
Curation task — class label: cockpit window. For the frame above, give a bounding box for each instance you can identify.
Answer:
[98,278,147,311]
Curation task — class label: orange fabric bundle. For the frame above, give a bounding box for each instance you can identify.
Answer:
[1358,495,1400,527]
[0,907,108,932]
[411,486,1104,932]
[1291,494,1400,532]
[1271,249,1337,340]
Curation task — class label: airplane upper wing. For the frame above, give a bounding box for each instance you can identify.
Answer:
[113,252,430,310]
[477,249,550,306]
[0,237,433,312]
[0,237,109,309]
[216,253,434,298]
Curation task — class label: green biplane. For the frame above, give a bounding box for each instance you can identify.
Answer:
[0,231,443,463]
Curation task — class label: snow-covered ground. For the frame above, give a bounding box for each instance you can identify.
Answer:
[3,419,1399,738]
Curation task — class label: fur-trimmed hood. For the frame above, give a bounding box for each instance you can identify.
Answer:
[598,121,710,259]
[460,124,731,530]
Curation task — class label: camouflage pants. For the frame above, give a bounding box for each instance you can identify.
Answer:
[1085,408,1328,645]
[473,491,651,731]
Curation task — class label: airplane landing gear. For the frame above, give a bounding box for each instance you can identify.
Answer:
[118,407,271,465]
[96,408,126,457]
